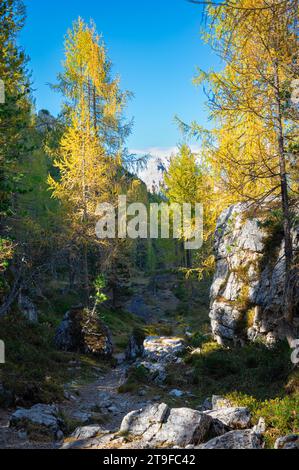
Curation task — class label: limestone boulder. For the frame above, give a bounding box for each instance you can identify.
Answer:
[54,306,113,357]
[198,429,263,449]
[10,404,64,440]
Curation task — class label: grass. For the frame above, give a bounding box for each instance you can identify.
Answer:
[118,364,150,393]
[187,340,293,399]
[99,307,145,353]
[183,338,299,447]
[0,312,110,407]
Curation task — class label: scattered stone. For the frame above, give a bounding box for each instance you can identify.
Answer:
[198,430,263,449]
[10,404,64,440]
[138,361,166,383]
[252,418,266,435]
[69,410,92,424]
[191,348,201,356]
[169,389,184,398]
[63,390,77,401]
[114,353,126,365]
[204,407,251,429]
[143,336,185,363]
[274,434,299,450]
[208,418,231,438]
[200,397,212,411]
[212,395,232,410]
[107,405,118,414]
[17,430,28,440]
[72,425,108,440]
[138,389,146,397]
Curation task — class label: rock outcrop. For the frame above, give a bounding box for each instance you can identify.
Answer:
[125,329,145,361]
[119,403,212,447]
[10,404,64,440]
[198,429,263,449]
[54,306,113,357]
[274,434,299,450]
[62,400,259,449]
[136,336,185,383]
[203,407,251,430]
[210,201,299,346]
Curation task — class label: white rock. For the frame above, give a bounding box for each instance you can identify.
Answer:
[169,389,184,398]
[204,407,251,429]
[152,408,212,447]
[10,404,64,440]
[198,430,263,449]
[212,395,232,410]
[252,417,266,435]
[120,403,212,447]
[120,403,169,442]
[274,434,299,449]
[72,425,107,440]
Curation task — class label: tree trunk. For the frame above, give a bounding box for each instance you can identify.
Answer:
[273,60,294,323]
[83,243,89,304]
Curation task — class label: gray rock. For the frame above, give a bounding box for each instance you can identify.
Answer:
[204,407,251,429]
[70,410,92,424]
[208,418,231,438]
[120,403,169,440]
[138,361,166,383]
[107,405,118,414]
[198,429,263,449]
[120,403,212,447]
[54,306,113,357]
[18,293,38,323]
[114,353,126,365]
[210,201,299,345]
[169,389,184,398]
[143,336,185,363]
[252,418,266,435]
[274,434,299,449]
[10,404,64,440]
[72,425,107,440]
[17,430,28,440]
[212,395,232,410]
[199,397,212,411]
[125,332,145,361]
[152,408,212,447]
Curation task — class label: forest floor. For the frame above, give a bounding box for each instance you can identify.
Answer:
[0,273,298,449]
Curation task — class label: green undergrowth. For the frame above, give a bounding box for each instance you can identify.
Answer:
[184,338,298,447]
[186,340,293,399]
[118,364,150,393]
[226,390,299,447]
[0,312,110,407]
[99,307,145,353]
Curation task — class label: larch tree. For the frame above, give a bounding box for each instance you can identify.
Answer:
[0,0,31,307]
[164,144,217,272]
[191,0,298,322]
[48,19,129,302]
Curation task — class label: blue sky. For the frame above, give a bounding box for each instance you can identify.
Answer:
[21,0,217,152]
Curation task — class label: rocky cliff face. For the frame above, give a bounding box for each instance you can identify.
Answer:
[210,202,299,346]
